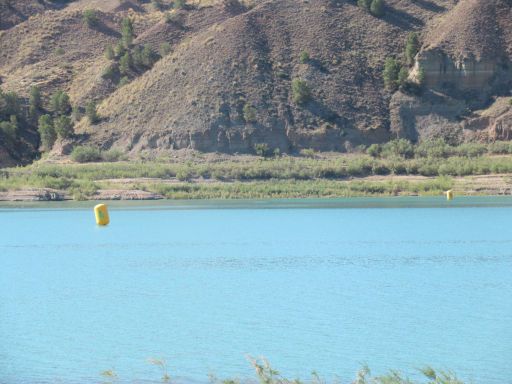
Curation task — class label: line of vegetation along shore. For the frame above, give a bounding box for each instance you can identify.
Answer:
[2,139,512,200]
[106,357,468,384]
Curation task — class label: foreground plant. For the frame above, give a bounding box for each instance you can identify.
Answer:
[148,357,171,383]
[98,359,467,384]
[100,369,118,384]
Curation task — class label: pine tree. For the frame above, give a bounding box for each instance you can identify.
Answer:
[417,65,426,86]
[142,44,159,67]
[51,90,71,115]
[0,115,18,142]
[383,57,400,90]
[121,17,134,48]
[105,44,115,60]
[398,67,409,87]
[82,9,98,27]
[405,32,420,66]
[38,114,56,150]
[54,115,74,139]
[119,51,133,75]
[29,86,42,118]
[86,101,99,124]
[115,41,126,58]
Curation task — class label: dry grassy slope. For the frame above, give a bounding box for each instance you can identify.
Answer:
[424,0,512,61]
[0,9,124,101]
[0,0,64,30]
[390,0,512,143]
[84,0,454,154]
[0,0,253,165]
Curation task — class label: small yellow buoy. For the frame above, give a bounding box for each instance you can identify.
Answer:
[446,190,454,201]
[94,204,110,226]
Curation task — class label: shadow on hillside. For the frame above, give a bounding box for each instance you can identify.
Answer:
[306,100,341,123]
[94,21,122,38]
[6,4,28,22]
[384,7,423,29]
[412,0,446,13]
[309,59,329,74]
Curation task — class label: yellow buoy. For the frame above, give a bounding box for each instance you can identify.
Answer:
[94,204,110,226]
[446,190,454,201]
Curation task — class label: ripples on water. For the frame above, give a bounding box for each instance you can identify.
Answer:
[0,198,511,384]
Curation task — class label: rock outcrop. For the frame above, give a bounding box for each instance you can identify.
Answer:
[391,0,512,143]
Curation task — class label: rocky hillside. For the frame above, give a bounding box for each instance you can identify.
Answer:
[0,0,511,166]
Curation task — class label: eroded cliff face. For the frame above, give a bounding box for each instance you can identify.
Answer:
[392,50,512,143]
[463,98,512,141]
[416,49,501,91]
[390,0,512,143]
[390,89,466,143]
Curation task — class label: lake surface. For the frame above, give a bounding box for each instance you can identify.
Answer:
[1,198,511,384]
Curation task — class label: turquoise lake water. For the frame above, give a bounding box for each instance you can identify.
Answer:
[1,198,511,384]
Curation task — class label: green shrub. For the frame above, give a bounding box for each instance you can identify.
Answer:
[102,148,124,162]
[300,148,316,158]
[50,90,71,115]
[151,0,163,10]
[347,158,372,176]
[291,79,312,105]
[254,143,271,157]
[417,160,440,176]
[454,142,487,158]
[0,90,21,117]
[381,139,414,159]
[366,143,381,158]
[370,0,384,16]
[105,44,115,60]
[141,44,160,67]
[86,101,100,124]
[0,116,18,141]
[71,146,102,163]
[299,51,310,64]
[82,9,98,27]
[176,169,191,181]
[243,104,257,123]
[357,0,371,10]
[174,0,186,9]
[372,162,390,175]
[118,76,130,87]
[415,139,451,158]
[165,11,181,24]
[38,114,56,150]
[132,45,144,68]
[54,115,73,139]
[72,105,82,122]
[489,141,512,154]
[101,63,118,81]
[159,42,172,56]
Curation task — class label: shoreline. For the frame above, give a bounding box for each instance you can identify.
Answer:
[1,174,512,201]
